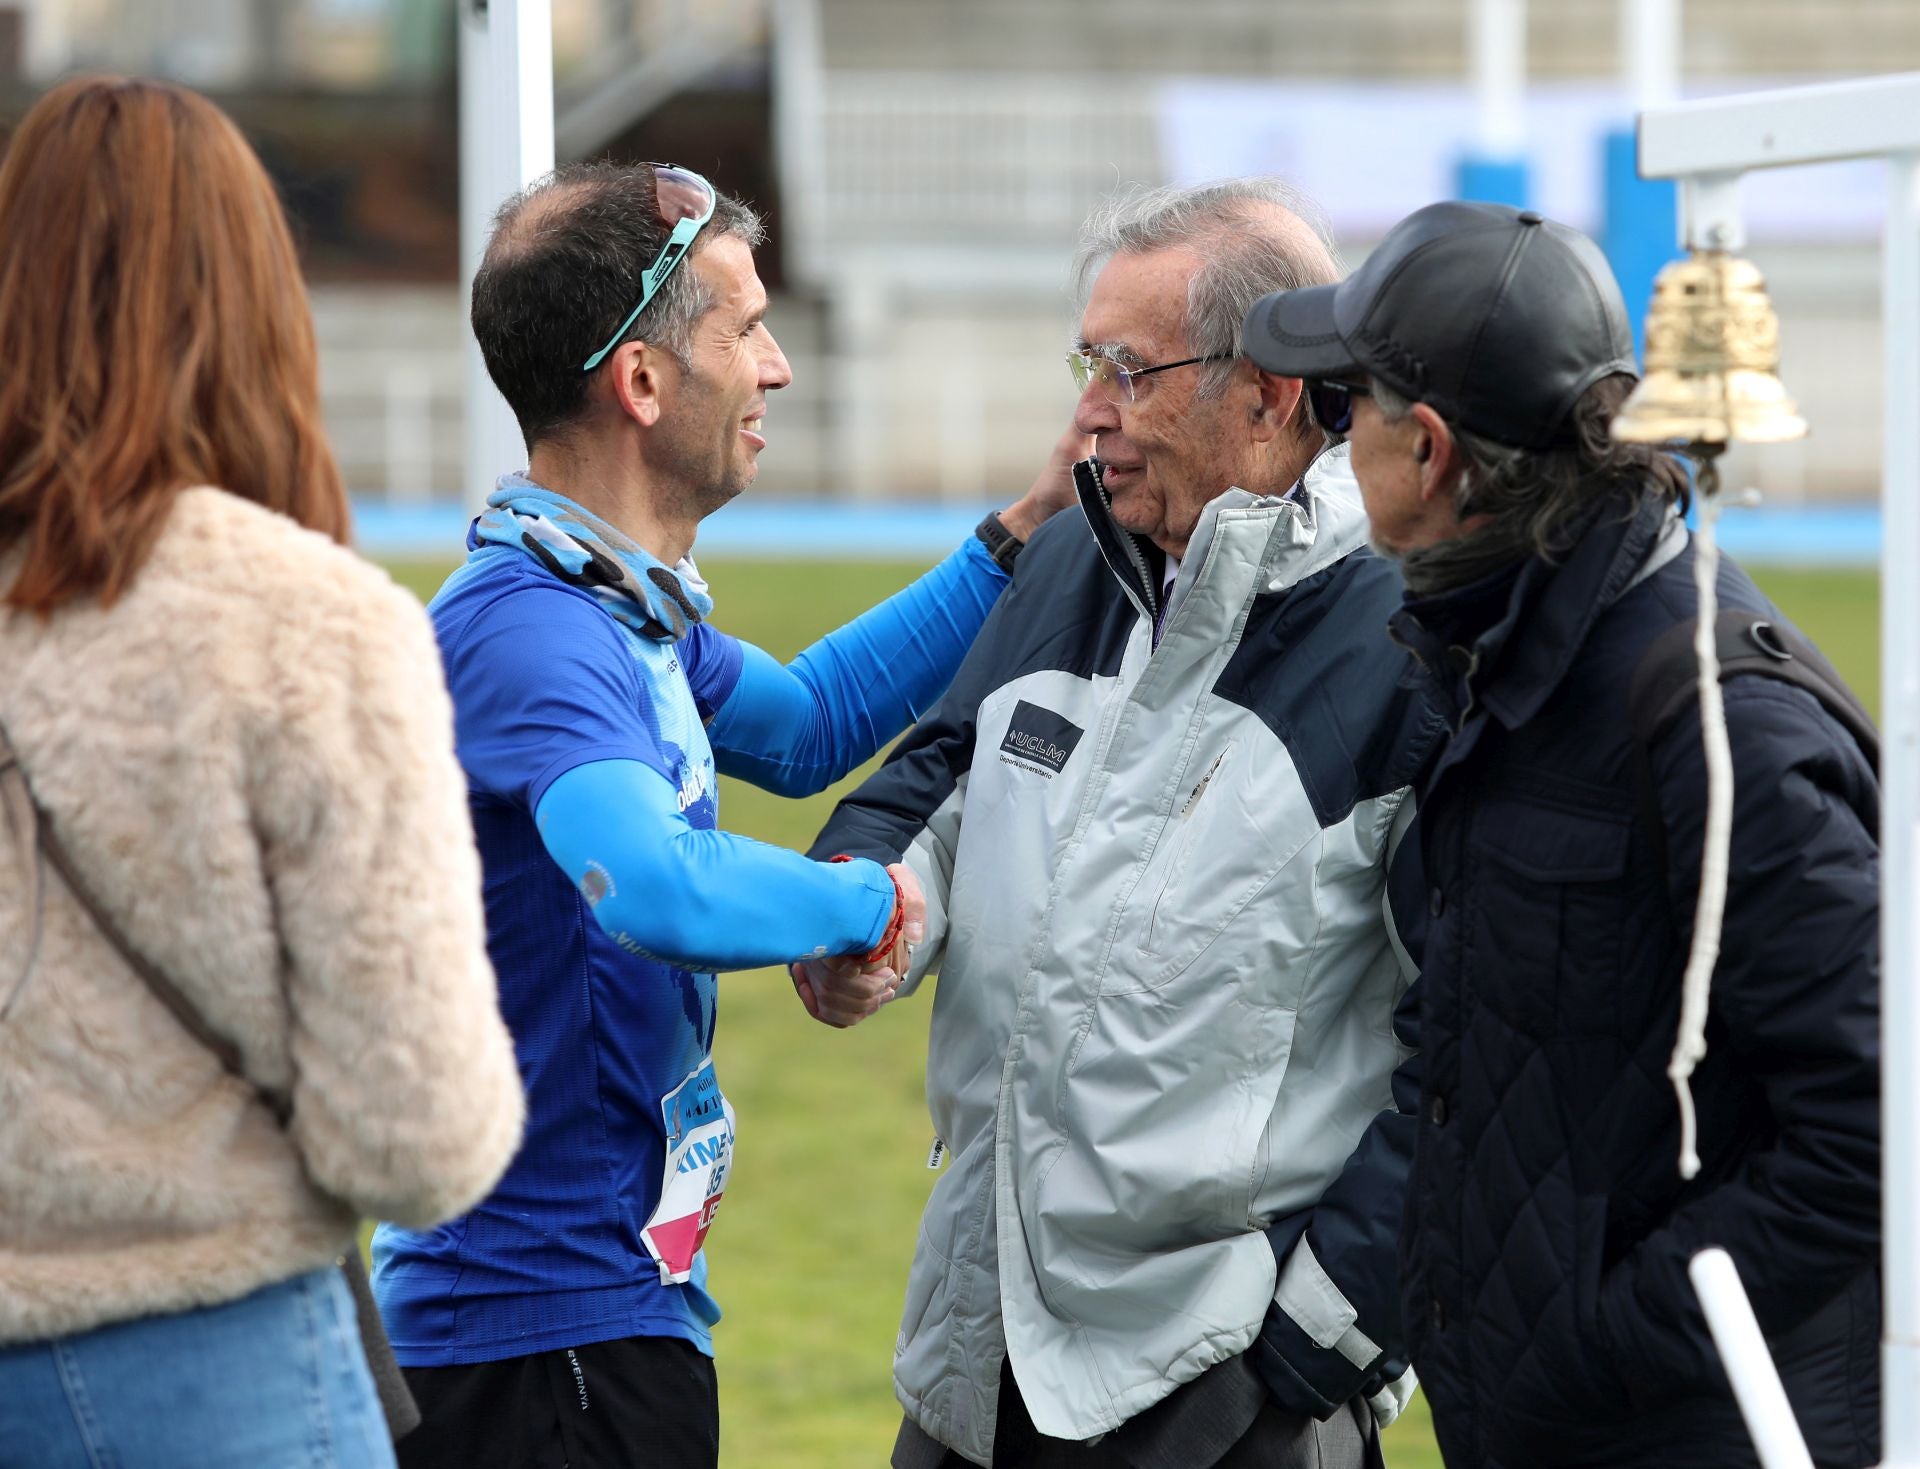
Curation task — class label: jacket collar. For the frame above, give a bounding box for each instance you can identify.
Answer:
[1389,490,1673,731]
[1075,456,1163,624]
[1072,444,1370,624]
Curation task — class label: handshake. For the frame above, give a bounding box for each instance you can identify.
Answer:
[789,863,926,1029]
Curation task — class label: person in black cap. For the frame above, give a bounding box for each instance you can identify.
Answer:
[1244,198,1883,1468]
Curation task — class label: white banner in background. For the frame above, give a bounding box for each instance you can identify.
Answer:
[1155,79,1888,242]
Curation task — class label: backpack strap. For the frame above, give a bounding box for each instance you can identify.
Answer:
[1627,609,1880,883]
[0,724,47,1023]
[0,714,291,1124]
[1632,610,1878,769]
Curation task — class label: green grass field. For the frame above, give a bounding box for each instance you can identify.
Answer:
[381,556,1878,1469]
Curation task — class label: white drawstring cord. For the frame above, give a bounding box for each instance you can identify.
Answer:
[1671,454,1734,1181]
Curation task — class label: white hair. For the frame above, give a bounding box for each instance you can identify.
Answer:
[1073,178,1343,401]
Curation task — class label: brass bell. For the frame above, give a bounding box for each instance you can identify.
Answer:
[1611,251,1808,447]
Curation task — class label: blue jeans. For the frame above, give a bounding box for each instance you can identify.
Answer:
[0,1266,396,1468]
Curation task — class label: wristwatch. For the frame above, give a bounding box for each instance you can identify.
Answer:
[974,511,1025,572]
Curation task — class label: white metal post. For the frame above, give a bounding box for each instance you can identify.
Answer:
[1607,0,1681,351]
[1638,73,1920,178]
[1678,171,1745,251]
[1469,0,1527,157]
[1638,68,1920,1469]
[1881,144,1920,1469]
[459,0,554,509]
[1621,0,1681,111]
[771,0,828,293]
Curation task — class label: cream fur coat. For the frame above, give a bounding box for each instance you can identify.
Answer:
[0,487,525,1345]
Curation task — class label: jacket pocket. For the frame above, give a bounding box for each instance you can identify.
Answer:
[1487,1198,1648,1457]
[897,1216,955,1359]
[1142,742,1235,956]
[1474,801,1633,1038]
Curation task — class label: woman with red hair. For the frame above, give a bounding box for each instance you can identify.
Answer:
[0,78,524,1467]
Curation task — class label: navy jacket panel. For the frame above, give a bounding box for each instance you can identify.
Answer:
[1393,492,1881,1469]
[809,505,1129,868]
[1214,550,1444,829]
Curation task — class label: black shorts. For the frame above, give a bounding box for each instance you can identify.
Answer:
[397,1334,719,1469]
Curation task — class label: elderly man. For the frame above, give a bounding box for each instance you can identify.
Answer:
[370,161,1076,1469]
[806,179,1445,1469]
[1244,200,1882,1468]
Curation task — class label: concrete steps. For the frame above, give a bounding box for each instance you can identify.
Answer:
[817,0,1920,80]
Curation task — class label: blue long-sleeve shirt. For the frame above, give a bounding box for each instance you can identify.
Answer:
[372,532,1008,1366]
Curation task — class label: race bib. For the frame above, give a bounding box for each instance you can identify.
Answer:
[641,1056,736,1285]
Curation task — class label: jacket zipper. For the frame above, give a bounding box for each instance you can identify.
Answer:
[1080,459,1161,624]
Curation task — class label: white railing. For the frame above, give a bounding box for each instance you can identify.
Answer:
[318,348,465,503]
[821,73,1159,251]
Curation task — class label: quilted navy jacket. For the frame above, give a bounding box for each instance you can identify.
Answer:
[1390,491,1881,1468]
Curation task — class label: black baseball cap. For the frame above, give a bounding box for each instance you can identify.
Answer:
[1242,200,1637,450]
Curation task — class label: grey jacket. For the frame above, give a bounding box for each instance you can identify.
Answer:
[815,451,1443,1464]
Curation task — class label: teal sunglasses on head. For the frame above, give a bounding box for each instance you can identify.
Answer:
[580,162,718,372]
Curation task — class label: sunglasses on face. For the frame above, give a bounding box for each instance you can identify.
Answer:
[1304,378,1374,438]
[581,163,719,372]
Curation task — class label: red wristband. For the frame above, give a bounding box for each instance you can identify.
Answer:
[830,854,907,965]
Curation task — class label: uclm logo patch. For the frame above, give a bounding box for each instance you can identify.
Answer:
[999,701,1084,776]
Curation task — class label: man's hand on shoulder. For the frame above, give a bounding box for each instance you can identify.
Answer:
[997,421,1095,542]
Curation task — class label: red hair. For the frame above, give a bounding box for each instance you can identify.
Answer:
[0,76,347,613]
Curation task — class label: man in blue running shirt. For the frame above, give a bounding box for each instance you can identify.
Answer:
[371,161,1079,1469]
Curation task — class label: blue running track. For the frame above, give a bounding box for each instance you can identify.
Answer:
[353,499,1885,569]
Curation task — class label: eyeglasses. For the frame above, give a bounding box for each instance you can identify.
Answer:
[1066,351,1234,405]
[580,163,719,372]
[1304,378,1373,438]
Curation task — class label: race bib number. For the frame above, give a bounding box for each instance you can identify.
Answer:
[641,1056,736,1285]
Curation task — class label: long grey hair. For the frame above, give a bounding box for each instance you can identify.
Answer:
[1376,374,1690,592]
